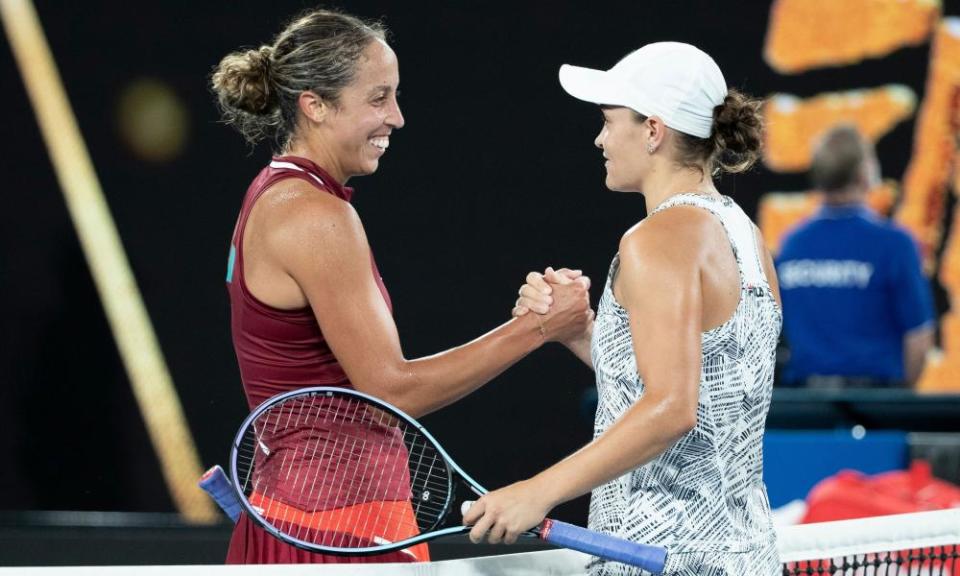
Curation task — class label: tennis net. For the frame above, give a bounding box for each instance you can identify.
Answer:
[778,508,959,576]
[0,509,955,575]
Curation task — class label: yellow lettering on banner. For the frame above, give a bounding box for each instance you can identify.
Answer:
[914,23,960,391]
[764,0,940,74]
[921,197,960,390]
[763,87,916,173]
[896,20,960,268]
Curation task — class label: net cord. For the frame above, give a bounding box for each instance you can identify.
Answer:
[777,508,960,563]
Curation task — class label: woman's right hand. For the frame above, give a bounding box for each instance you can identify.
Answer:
[514,267,593,343]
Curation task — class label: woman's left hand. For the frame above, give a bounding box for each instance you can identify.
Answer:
[462,479,554,545]
[513,267,589,316]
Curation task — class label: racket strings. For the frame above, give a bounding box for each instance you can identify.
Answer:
[234,391,453,550]
[338,402,393,545]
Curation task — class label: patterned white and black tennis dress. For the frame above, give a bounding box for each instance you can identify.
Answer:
[588,193,782,576]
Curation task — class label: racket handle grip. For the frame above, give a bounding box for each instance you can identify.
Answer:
[198,465,242,523]
[539,518,667,574]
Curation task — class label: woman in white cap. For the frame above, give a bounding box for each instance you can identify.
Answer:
[463,42,782,575]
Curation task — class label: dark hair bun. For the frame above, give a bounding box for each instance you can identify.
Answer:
[711,89,763,173]
[212,46,276,116]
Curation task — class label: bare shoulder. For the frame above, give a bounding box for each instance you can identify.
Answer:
[261,179,360,233]
[257,179,366,261]
[616,206,710,309]
[620,205,717,266]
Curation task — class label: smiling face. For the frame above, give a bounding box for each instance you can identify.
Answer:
[317,40,405,182]
[594,107,652,192]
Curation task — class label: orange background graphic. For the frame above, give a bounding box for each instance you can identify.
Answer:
[760,1,960,391]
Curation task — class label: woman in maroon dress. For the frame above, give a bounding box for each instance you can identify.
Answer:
[211,8,592,564]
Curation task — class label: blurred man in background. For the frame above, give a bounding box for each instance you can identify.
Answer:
[777,125,934,388]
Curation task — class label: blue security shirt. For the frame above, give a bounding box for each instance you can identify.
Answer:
[776,204,934,384]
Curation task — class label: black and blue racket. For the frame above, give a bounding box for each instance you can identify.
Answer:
[199,386,667,572]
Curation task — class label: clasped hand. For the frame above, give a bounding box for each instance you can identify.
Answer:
[513,267,594,344]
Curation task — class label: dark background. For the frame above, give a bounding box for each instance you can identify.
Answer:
[0,1,951,523]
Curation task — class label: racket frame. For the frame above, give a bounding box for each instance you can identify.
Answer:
[228,386,487,555]
[227,386,668,575]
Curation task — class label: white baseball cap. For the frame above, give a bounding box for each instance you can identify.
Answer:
[559,42,727,139]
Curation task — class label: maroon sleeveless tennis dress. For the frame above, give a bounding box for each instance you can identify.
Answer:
[223,156,415,564]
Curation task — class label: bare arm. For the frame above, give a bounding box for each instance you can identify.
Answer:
[269,193,591,418]
[904,324,934,386]
[465,215,703,543]
[562,326,593,366]
[527,220,701,503]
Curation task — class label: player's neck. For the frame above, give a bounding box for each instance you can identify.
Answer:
[641,166,718,213]
[283,138,347,185]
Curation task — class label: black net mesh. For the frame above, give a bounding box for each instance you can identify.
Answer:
[783,544,958,575]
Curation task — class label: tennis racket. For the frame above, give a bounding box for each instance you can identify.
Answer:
[200,386,667,573]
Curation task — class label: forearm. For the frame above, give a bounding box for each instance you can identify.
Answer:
[531,395,693,508]
[384,314,544,417]
[563,323,594,368]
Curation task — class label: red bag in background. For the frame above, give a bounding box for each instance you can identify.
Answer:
[802,460,960,523]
